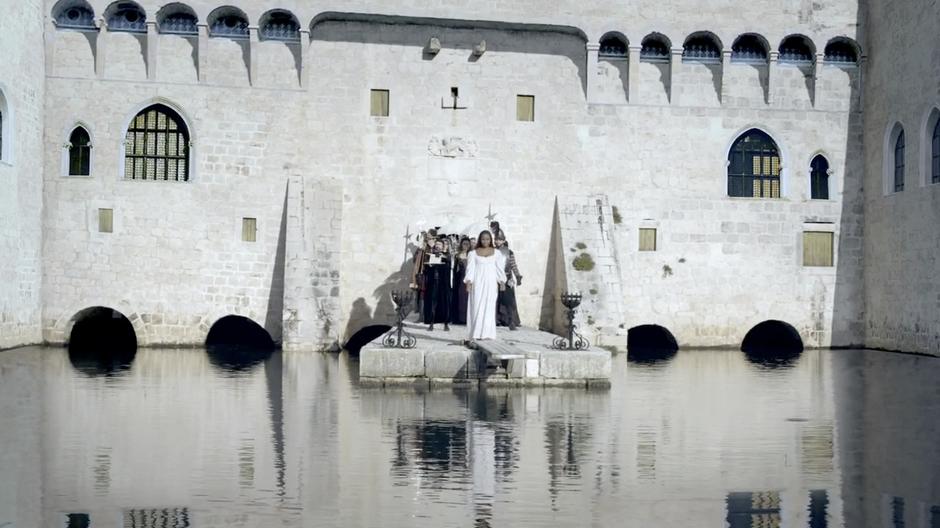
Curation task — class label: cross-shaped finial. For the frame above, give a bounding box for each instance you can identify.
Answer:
[484,203,497,223]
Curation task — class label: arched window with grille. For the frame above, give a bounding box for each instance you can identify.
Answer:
[810,155,829,200]
[123,104,190,181]
[640,33,671,63]
[894,130,905,192]
[728,129,781,198]
[932,117,940,184]
[68,126,92,175]
[599,33,628,59]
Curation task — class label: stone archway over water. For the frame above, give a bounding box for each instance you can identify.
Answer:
[627,324,679,363]
[741,320,803,368]
[205,315,276,372]
[67,306,137,376]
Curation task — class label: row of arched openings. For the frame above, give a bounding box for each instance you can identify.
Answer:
[885,110,940,193]
[65,103,190,180]
[599,32,859,65]
[54,1,301,41]
[728,129,830,199]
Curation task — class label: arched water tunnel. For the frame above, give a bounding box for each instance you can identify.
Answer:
[343,324,393,355]
[627,324,679,364]
[205,315,276,372]
[67,306,138,376]
[741,320,804,367]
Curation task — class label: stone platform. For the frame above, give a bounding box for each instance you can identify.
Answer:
[359,323,611,388]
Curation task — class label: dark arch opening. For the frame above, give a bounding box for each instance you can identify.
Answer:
[205,316,276,372]
[343,324,393,355]
[741,320,803,367]
[627,324,679,364]
[68,307,137,376]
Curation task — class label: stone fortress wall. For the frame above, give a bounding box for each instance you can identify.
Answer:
[0,0,935,355]
[0,0,45,350]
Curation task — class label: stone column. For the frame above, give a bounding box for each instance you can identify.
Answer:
[669,47,683,104]
[197,24,208,83]
[95,18,107,78]
[720,48,732,104]
[812,52,825,108]
[248,26,259,86]
[585,43,600,104]
[299,29,310,89]
[767,51,779,105]
[627,44,641,103]
[146,21,158,80]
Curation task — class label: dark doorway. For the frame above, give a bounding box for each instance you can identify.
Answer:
[67,307,137,376]
[205,315,276,372]
[627,324,679,364]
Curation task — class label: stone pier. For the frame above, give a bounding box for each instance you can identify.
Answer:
[359,323,611,388]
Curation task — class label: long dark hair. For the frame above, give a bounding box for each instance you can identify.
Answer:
[475,230,493,249]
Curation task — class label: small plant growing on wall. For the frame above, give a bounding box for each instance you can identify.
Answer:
[662,264,673,278]
[572,253,595,272]
[575,242,588,250]
[589,288,598,295]
[612,206,623,224]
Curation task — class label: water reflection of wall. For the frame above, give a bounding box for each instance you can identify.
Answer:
[0,348,43,527]
[40,349,295,528]
[833,351,940,528]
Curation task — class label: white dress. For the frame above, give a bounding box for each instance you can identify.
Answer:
[465,249,507,340]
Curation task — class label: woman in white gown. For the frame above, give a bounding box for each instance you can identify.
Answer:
[464,230,507,340]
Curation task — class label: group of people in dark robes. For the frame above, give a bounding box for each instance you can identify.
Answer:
[409,221,523,332]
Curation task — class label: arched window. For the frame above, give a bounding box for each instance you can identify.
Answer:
[124,104,190,181]
[810,155,829,200]
[894,130,905,192]
[68,127,92,175]
[731,34,768,63]
[824,38,859,65]
[157,3,198,35]
[105,1,147,33]
[932,117,940,184]
[599,33,627,59]
[260,10,301,42]
[779,35,814,64]
[640,33,670,62]
[209,6,249,39]
[728,129,781,198]
[683,33,721,63]
[53,0,97,30]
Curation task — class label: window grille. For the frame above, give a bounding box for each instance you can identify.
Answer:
[640,37,670,62]
[210,15,248,38]
[124,105,189,182]
[810,155,829,199]
[516,95,535,122]
[160,13,197,35]
[731,35,767,63]
[683,36,720,63]
[122,508,190,528]
[107,3,146,33]
[894,130,905,192]
[779,36,813,63]
[67,513,91,528]
[932,118,940,184]
[726,492,782,528]
[370,90,389,117]
[260,12,300,42]
[598,35,627,58]
[803,232,833,267]
[55,5,96,30]
[69,127,92,176]
[728,129,781,198]
[824,40,858,64]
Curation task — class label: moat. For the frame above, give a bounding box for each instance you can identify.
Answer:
[1,346,937,527]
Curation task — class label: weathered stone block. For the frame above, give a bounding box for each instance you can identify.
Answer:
[424,349,471,379]
[539,349,611,380]
[360,348,426,378]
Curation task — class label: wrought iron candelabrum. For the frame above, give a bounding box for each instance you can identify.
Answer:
[552,292,590,350]
[382,290,417,349]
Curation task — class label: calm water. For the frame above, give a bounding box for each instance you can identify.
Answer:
[1,346,938,527]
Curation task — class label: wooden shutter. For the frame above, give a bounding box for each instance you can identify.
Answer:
[98,209,113,233]
[516,95,535,122]
[639,228,657,251]
[370,89,389,117]
[802,231,833,267]
[242,217,257,242]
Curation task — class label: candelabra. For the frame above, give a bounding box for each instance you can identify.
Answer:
[552,292,590,350]
[382,290,417,349]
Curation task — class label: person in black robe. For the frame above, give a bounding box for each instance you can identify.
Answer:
[494,233,522,330]
[451,237,472,325]
[421,238,452,331]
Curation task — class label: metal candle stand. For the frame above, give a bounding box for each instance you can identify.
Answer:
[382,290,417,349]
[552,292,590,350]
